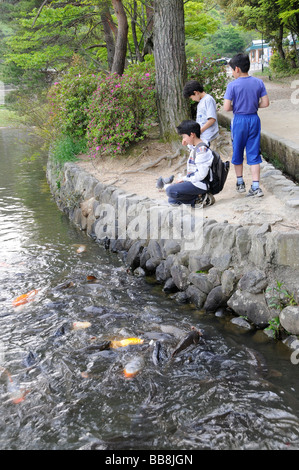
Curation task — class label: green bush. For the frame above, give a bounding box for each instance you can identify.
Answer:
[48,57,101,139]
[186,54,228,110]
[86,63,157,157]
[269,50,298,77]
[51,134,87,164]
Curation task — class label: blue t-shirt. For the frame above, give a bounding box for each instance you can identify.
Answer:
[224,76,267,115]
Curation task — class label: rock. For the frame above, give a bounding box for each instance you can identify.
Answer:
[207,267,222,287]
[80,197,96,217]
[170,264,190,291]
[204,285,229,312]
[163,278,178,293]
[155,261,168,283]
[188,254,213,273]
[221,269,237,296]
[227,290,272,327]
[133,267,146,277]
[283,335,299,350]
[185,285,207,309]
[139,247,150,269]
[145,257,161,273]
[163,240,181,257]
[126,240,145,270]
[280,306,299,335]
[188,272,213,294]
[147,240,163,261]
[238,269,268,294]
[210,253,232,271]
[230,317,253,330]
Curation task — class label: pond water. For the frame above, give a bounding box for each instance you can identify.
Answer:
[1,128,299,451]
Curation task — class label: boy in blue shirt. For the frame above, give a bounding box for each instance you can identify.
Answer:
[223,53,269,197]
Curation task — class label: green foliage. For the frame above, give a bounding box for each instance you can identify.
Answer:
[186,54,228,109]
[270,51,299,77]
[48,60,157,159]
[201,25,248,57]
[184,1,219,42]
[264,316,281,339]
[86,63,157,157]
[51,134,87,164]
[4,1,95,72]
[48,57,101,139]
[266,281,298,310]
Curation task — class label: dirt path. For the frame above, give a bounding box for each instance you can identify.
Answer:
[77,76,299,234]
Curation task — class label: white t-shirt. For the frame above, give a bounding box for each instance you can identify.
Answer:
[196,94,219,144]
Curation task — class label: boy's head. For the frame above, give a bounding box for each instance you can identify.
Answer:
[229,53,250,73]
[177,120,201,145]
[183,80,204,101]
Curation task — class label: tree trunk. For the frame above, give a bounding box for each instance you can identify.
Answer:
[276,24,286,60]
[111,0,128,75]
[153,0,189,140]
[100,5,116,70]
[131,0,143,62]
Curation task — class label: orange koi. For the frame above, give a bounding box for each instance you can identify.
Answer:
[12,289,38,307]
[110,337,144,349]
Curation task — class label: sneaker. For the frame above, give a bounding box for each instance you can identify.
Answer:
[204,193,215,206]
[194,195,205,208]
[246,186,264,197]
[194,193,215,208]
[236,182,246,193]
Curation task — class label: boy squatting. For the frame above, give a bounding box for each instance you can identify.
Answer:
[166,120,215,208]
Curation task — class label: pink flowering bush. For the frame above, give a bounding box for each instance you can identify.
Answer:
[86,64,156,157]
[48,60,102,139]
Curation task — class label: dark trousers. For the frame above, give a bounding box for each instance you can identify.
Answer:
[166,181,206,207]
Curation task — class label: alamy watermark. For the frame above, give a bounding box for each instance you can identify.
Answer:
[291,80,299,105]
[290,340,299,365]
[93,195,205,252]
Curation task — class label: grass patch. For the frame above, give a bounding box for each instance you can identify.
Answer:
[0,106,25,127]
[51,135,87,164]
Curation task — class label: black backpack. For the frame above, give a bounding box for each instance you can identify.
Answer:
[192,142,230,195]
[209,149,230,195]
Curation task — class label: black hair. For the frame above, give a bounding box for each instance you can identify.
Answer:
[183,80,204,98]
[229,53,250,73]
[177,120,201,138]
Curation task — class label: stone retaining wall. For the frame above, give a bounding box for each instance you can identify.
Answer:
[47,155,299,345]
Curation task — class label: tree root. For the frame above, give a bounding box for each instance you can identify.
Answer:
[120,148,181,174]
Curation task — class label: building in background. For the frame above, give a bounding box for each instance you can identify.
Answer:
[246,40,272,71]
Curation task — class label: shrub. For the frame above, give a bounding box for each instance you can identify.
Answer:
[186,54,228,110]
[48,57,101,139]
[86,63,157,157]
[269,50,298,77]
[51,134,87,164]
